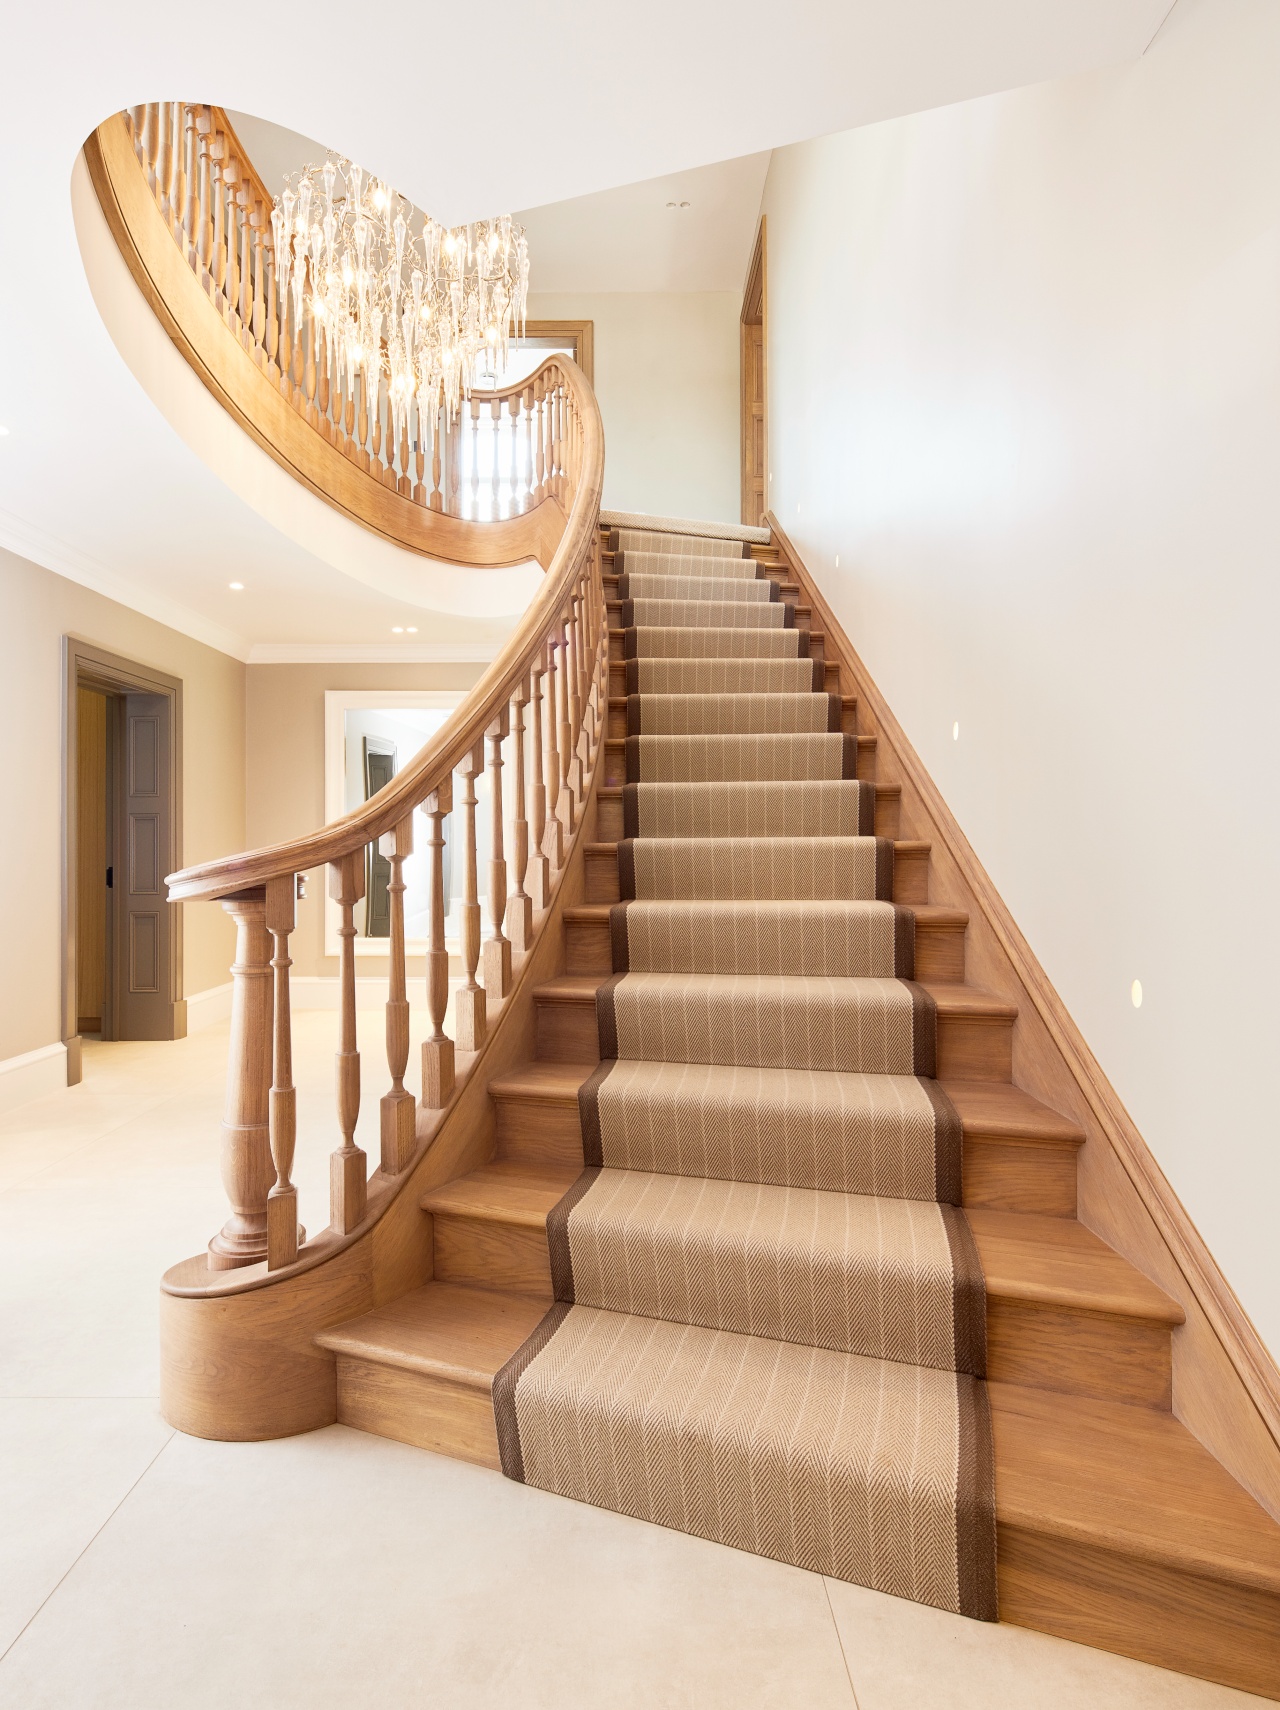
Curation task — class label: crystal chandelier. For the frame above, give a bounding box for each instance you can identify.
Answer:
[271,158,530,449]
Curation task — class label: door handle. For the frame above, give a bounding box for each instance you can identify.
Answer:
[106,865,114,889]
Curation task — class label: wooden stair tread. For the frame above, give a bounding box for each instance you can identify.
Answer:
[594,781,904,799]
[991,1382,1280,1594]
[944,1079,1083,1145]
[315,1282,546,1388]
[490,1061,593,1102]
[536,973,1013,1013]
[969,1210,1183,1324]
[565,901,967,927]
[422,1161,579,1225]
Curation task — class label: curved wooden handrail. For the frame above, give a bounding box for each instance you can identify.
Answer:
[85,106,569,567]
[169,350,603,901]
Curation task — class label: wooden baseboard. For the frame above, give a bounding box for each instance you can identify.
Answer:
[765,510,1280,1524]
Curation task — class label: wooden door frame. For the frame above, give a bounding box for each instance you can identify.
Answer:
[521,321,594,386]
[61,639,185,1080]
[740,217,767,526]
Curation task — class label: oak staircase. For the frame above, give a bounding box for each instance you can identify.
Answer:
[313,529,1280,1701]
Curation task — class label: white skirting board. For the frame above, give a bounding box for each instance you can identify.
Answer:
[185,983,234,1032]
[0,1042,69,1116]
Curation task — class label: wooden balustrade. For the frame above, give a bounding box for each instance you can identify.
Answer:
[94,104,583,556]
[104,103,605,1286]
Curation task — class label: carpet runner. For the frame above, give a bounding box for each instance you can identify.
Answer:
[495,520,997,1621]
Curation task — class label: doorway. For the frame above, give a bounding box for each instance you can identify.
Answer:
[63,641,184,1081]
[740,217,767,528]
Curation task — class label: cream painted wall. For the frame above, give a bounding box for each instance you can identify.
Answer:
[0,546,246,1063]
[245,662,486,977]
[762,0,1280,1353]
[527,293,740,523]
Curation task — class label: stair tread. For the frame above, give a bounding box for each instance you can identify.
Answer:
[596,781,903,798]
[537,972,1016,1018]
[990,1382,1280,1594]
[422,1160,579,1224]
[491,1062,1078,1148]
[969,1209,1183,1323]
[566,901,967,927]
[315,1282,546,1387]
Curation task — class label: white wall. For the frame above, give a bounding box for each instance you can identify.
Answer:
[528,293,740,523]
[762,0,1280,1355]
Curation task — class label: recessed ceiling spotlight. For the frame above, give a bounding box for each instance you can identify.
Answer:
[1131,979,1143,1009]
[952,721,960,741]
[407,626,419,634]
[665,200,692,209]
[391,626,404,634]
[228,581,244,590]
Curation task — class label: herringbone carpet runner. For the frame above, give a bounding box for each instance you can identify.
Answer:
[495,518,996,1621]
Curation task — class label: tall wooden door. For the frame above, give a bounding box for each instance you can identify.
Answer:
[740,218,767,527]
[114,692,173,1040]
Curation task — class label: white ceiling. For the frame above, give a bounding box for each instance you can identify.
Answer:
[0,0,1175,661]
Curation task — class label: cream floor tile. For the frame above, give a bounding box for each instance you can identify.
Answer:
[824,1575,1271,1709]
[0,1400,173,1656]
[0,1425,857,1710]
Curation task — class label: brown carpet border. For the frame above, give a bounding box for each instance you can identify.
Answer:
[955,1374,999,1621]
[595,973,625,1058]
[895,907,915,978]
[842,734,857,778]
[577,1060,615,1167]
[609,903,631,972]
[618,838,637,900]
[906,981,938,1077]
[921,1078,964,1205]
[875,837,894,900]
[546,1167,602,1302]
[941,1205,988,1378]
[492,1300,572,1483]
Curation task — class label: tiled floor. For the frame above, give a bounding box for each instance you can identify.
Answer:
[0,1023,1268,1708]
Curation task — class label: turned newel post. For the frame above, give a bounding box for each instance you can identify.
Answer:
[420,782,455,1106]
[483,711,512,999]
[265,873,303,1270]
[380,814,416,1175]
[329,851,367,1234]
[208,891,273,1270]
[455,744,486,1051]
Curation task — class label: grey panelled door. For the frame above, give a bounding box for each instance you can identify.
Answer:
[115,692,173,1039]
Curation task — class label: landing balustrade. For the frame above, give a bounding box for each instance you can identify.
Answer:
[90,103,608,1282]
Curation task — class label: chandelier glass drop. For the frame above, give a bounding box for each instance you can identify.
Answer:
[270,157,530,449]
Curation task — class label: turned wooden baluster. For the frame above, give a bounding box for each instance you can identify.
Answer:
[329,851,367,1234]
[534,374,547,502]
[526,647,550,910]
[222,157,240,324]
[156,102,172,220]
[210,133,227,301]
[543,633,564,867]
[208,893,272,1270]
[505,677,534,952]
[139,104,157,186]
[454,745,486,1050]
[182,106,198,260]
[557,608,575,835]
[252,204,268,348]
[483,711,512,999]
[196,115,213,278]
[567,583,585,803]
[380,815,416,1175]
[490,397,501,518]
[168,103,184,238]
[420,783,454,1106]
[238,187,253,331]
[265,873,303,1269]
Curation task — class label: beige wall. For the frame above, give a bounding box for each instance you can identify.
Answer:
[528,292,740,524]
[245,661,487,977]
[0,546,246,1063]
[761,0,1280,1353]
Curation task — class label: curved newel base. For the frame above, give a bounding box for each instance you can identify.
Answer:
[158,765,602,1442]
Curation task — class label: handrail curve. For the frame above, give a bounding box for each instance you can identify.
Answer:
[85,104,574,567]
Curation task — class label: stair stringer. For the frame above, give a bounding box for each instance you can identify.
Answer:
[765,511,1280,1526]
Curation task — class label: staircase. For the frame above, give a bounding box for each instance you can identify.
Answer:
[308,515,1280,1698]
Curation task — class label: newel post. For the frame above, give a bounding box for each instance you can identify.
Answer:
[208,891,273,1270]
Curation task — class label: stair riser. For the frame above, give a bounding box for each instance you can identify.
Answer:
[608,660,841,697]
[987,1299,1171,1408]
[494,1096,1080,1218]
[609,630,826,666]
[594,790,901,842]
[563,916,964,982]
[606,702,858,739]
[429,1206,1171,1410]
[588,845,929,907]
[964,1138,1077,1217]
[602,739,877,787]
[997,1526,1280,1701]
[334,1355,501,1470]
[535,992,1013,1078]
[432,1214,553,1298]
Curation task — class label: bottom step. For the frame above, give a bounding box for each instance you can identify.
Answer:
[316,1282,544,1469]
[316,1284,1280,1700]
